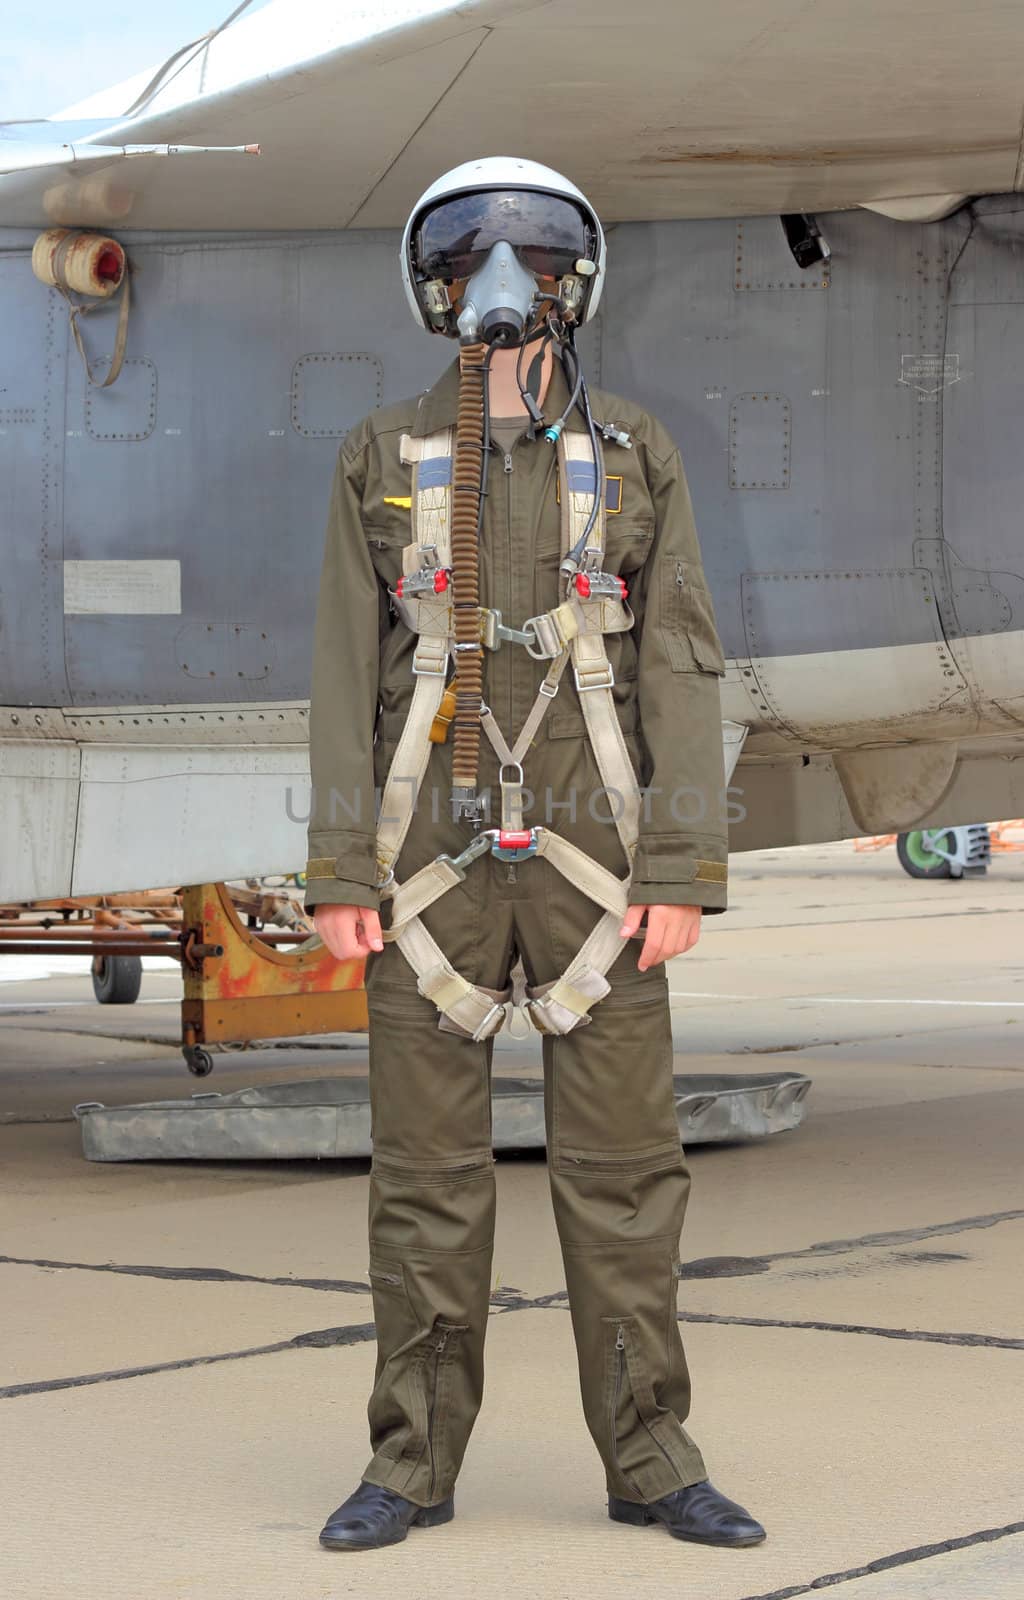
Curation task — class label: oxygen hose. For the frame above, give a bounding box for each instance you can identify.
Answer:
[449,340,489,816]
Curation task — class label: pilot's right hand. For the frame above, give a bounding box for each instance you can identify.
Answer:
[313,904,384,962]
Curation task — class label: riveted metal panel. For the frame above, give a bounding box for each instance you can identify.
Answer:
[174,619,275,682]
[734,218,831,292]
[741,567,970,740]
[290,352,383,438]
[729,393,791,489]
[0,248,69,707]
[948,196,1024,304]
[84,357,157,441]
[57,232,449,707]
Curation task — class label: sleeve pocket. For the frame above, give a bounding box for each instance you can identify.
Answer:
[659,558,727,676]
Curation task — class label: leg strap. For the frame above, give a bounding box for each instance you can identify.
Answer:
[394,912,512,1040]
[525,910,628,1035]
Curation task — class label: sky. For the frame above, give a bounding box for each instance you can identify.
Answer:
[0,3,274,121]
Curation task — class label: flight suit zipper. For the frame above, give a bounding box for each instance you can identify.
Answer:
[608,1319,685,1498]
[424,1319,467,1501]
[609,1324,644,1500]
[505,448,514,738]
[426,1326,449,1501]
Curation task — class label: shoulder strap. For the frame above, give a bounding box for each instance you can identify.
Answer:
[558,429,640,860]
[401,426,454,567]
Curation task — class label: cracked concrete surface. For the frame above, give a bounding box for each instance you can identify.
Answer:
[1,839,1022,1598]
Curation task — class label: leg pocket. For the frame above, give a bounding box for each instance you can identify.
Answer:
[553,1139,683,1178]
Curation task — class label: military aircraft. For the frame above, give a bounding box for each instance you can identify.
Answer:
[3,0,1023,907]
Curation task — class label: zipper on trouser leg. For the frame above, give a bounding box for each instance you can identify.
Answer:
[604,1316,696,1502]
[424,1320,469,1503]
[608,1323,646,1503]
[427,1327,449,1502]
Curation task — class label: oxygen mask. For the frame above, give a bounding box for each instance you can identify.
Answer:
[455,240,539,345]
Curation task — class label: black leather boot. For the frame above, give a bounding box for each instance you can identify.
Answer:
[608,1478,766,1547]
[319,1480,455,1551]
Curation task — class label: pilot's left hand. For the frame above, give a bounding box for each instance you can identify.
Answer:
[619,904,702,971]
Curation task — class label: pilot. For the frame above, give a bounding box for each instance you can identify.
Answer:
[303,157,765,1553]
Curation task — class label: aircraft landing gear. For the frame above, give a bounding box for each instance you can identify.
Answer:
[896,824,991,879]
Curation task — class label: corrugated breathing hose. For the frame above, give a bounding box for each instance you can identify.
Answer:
[449,341,488,813]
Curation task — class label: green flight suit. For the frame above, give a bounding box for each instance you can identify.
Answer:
[304,353,729,1507]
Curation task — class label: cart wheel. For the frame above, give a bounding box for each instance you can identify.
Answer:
[91,954,143,1005]
[896,830,955,879]
[183,1046,214,1077]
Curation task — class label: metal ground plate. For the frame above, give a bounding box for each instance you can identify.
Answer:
[74,1071,811,1161]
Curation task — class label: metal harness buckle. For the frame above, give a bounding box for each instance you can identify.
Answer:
[412,638,448,677]
[436,832,493,879]
[573,660,615,693]
[480,608,534,650]
[491,827,539,864]
[521,612,567,661]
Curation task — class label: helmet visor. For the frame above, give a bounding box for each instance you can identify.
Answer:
[413,188,594,283]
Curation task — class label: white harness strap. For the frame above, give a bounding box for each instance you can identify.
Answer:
[376,419,643,1036]
[382,823,628,943]
[401,426,454,563]
[395,913,512,1040]
[375,428,454,880]
[560,431,641,862]
[525,911,626,1034]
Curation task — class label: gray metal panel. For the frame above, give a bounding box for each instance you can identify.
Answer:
[3,203,1024,717]
[729,393,791,489]
[0,259,69,704]
[58,233,449,706]
[73,1071,812,1161]
[600,215,830,651]
[733,217,832,293]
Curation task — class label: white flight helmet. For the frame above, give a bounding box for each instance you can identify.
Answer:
[400,156,606,337]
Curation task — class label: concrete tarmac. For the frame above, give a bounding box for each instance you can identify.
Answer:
[1,839,1022,1598]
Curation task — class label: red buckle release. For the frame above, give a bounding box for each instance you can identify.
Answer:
[434,568,449,593]
[617,576,628,599]
[497,830,532,848]
[574,573,591,598]
[395,577,405,598]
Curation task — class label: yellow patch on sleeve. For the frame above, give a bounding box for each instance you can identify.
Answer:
[383,495,412,510]
[694,860,728,884]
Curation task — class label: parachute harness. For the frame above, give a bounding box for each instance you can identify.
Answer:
[375,329,641,1040]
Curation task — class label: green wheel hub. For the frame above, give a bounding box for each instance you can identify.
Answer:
[903,829,951,871]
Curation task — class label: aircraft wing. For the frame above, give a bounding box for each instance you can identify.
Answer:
[1,0,1020,232]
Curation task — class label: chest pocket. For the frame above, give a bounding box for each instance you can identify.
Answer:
[536,464,656,571]
[603,514,654,577]
[660,558,727,675]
